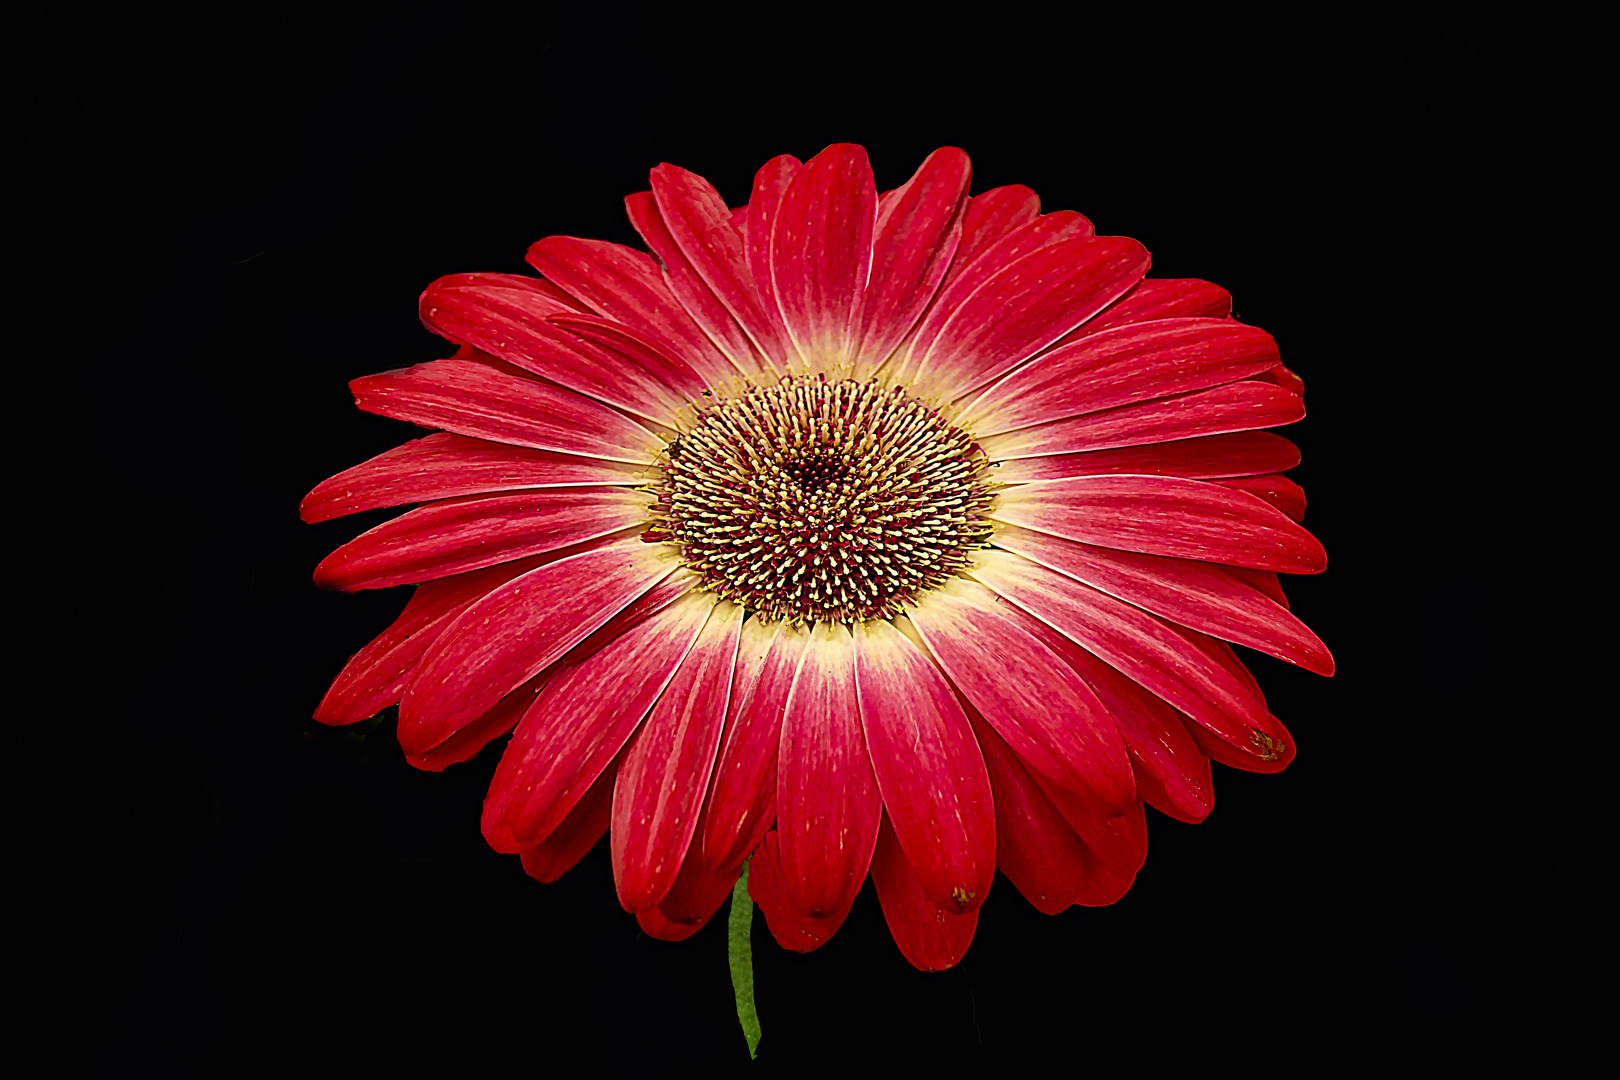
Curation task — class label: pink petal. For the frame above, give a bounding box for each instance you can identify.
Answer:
[967,548,1288,764]
[1045,635,1215,824]
[960,318,1281,436]
[978,381,1304,461]
[405,670,550,771]
[702,619,809,872]
[911,235,1150,401]
[989,431,1299,485]
[938,185,1043,294]
[418,273,703,427]
[870,815,979,972]
[989,523,1333,674]
[1213,473,1307,522]
[626,190,769,377]
[312,488,648,592]
[769,143,877,371]
[966,709,1088,915]
[313,553,555,727]
[350,357,662,464]
[299,433,646,524]
[650,163,790,371]
[851,147,971,375]
[742,155,802,345]
[519,755,616,882]
[479,590,713,854]
[906,580,1135,815]
[402,538,679,754]
[776,621,881,920]
[852,618,995,914]
[749,831,852,953]
[525,235,738,387]
[990,474,1327,574]
[1061,277,1232,342]
[612,602,744,912]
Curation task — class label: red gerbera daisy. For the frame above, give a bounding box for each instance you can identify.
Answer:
[303,143,1330,973]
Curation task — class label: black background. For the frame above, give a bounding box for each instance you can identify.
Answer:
[48,2,1535,1072]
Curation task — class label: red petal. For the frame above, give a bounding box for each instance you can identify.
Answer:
[1227,566,1290,609]
[776,621,881,919]
[1071,803,1146,906]
[479,590,713,854]
[525,235,737,387]
[1062,277,1232,341]
[769,143,877,371]
[403,539,679,753]
[1253,362,1305,396]
[350,357,661,463]
[635,907,706,942]
[626,190,768,378]
[870,815,979,972]
[979,381,1304,461]
[742,155,802,344]
[990,474,1327,574]
[1213,473,1307,522]
[657,842,743,927]
[419,274,705,427]
[990,431,1300,485]
[966,709,1088,915]
[701,620,808,872]
[312,488,648,592]
[851,147,971,375]
[906,580,1135,815]
[519,755,616,882]
[543,313,710,413]
[1034,782,1149,882]
[650,163,790,371]
[405,670,550,771]
[612,602,744,912]
[1182,637,1298,773]
[1186,710,1297,774]
[884,210,1093,390]
[961,318,1280,435]
[1048,637,1215,824]
[938,185,1042,293]
[749,831,852,953]
[910,234,1147,401]
[990,523,1333,675]
[300,434,645,524]
[852,618,994,914]
[967,548,1289,766]
[313,553,554,727]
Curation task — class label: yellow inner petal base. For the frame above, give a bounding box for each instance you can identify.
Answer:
[643,375,994,624]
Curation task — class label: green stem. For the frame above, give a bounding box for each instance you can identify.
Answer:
[727,862,761,1059]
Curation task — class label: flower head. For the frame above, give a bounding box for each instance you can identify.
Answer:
[304,144,1330,970]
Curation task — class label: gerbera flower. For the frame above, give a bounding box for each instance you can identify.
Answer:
[302,143,1330,972]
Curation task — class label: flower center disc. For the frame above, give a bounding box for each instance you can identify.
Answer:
[644,376,995,624]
